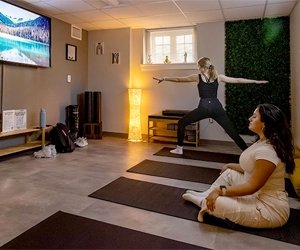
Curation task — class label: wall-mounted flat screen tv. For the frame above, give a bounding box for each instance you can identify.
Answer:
[0,0,51,67]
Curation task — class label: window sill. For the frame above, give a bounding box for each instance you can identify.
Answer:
[140,63,197,71]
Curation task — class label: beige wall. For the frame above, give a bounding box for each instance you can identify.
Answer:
[291,0,300,148]
[0,17,88,128]
[88,28,131,133]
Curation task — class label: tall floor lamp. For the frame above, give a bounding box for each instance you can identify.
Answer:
[128,88,142,142]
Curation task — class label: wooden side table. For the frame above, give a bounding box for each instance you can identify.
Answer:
[148,113,200,147]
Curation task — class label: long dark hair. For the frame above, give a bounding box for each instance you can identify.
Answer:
[257,104,295,174]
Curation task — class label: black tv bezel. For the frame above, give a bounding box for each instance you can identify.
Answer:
[0,0,52,68]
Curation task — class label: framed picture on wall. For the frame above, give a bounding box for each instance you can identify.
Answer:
[112,52,120,64]
[66,44,77,61]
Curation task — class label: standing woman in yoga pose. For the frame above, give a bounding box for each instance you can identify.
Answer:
[154,57,268,154]
[182,104,295,228]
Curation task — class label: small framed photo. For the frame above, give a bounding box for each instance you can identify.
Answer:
[66,44,77,61]
[112,52,120,64]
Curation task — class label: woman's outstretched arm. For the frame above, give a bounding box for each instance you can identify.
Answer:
[218,74,268,84]
[154,74,198,84]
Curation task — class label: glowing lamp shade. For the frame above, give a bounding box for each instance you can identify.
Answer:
[128,88,142,142]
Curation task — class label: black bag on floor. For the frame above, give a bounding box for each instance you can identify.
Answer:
[50,123,75,153]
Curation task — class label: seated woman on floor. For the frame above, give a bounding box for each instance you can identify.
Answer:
[183,103,295,228]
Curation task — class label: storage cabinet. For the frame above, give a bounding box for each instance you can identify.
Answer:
[0,128,46,157]
[148,114,200,147]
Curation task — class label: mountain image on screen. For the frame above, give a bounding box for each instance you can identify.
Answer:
[0,0,51,67]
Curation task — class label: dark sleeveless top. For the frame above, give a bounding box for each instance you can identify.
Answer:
[197,74,218,99]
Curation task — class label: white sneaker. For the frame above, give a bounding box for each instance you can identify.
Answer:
[170,145,183,155]
[75,137,83,147]
[49,144,57,157]
[33,150,43,158]
[34,145,55,158]
[44,147,52,157]
[75,137,88,147]
[82,137,88,146]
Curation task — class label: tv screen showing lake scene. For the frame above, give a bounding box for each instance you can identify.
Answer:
[0,0,51,67]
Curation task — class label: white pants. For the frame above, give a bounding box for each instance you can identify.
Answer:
[201,169,290,228]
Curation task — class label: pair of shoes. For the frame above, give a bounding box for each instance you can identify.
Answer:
[75,137,88,147]
[170,145,183,155]
[34,144,57,158]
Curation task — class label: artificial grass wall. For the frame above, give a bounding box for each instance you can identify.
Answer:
[225,17,290,135]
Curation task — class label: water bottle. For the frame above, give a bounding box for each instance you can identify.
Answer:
[40,108,46,128]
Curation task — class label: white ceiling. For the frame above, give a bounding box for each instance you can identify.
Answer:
[12,0,299,31]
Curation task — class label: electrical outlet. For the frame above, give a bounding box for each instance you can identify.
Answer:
[67,75,71,83]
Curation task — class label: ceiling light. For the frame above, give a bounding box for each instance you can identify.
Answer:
[102,0,120,7]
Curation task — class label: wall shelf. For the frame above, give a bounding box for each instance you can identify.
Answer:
[0,128,46,157]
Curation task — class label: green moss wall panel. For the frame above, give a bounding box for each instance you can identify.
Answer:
[225,17,290,135]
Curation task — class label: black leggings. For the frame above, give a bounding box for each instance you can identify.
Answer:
[177,98,248,150]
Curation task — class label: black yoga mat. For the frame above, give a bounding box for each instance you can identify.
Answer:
[154,147,240,163]
[89,177,300,246]
[0,211,207,249]
[127,159,220,184]
[127,159,299,198]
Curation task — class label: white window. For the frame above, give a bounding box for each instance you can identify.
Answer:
[145,27,196,64]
